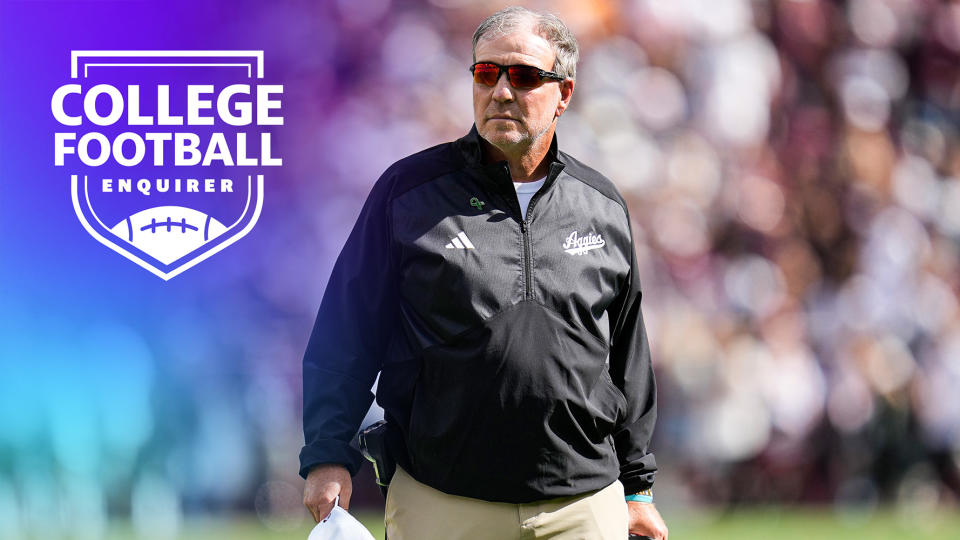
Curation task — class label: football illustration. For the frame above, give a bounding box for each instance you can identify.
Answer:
[110,205,229,264]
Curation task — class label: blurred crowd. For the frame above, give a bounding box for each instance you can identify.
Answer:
[276,0,960,516]
[3,0,960,537]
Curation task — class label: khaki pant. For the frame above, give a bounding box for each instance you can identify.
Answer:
[385,466,628,540]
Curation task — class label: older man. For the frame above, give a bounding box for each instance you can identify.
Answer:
[301,6,667,540]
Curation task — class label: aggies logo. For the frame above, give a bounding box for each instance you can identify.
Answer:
[52,51,282,280]
[562,230,605,255]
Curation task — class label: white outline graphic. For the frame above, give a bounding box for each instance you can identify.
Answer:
[71,50,264,78]
[64,50,271,279]
[83,63,253,77]
[72,174,264,280]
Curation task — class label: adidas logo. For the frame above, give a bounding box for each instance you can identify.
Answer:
[445,231,476,250]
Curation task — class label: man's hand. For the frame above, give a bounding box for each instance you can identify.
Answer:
[303,464,352,523]
[627,501,668,540]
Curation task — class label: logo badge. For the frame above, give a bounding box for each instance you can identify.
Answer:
[470,197,485,211]
[562,230,605,255]
[53,51,282,280]
[445,231,476,250]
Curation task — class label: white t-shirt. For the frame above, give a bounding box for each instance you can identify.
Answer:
[514,176,547,220]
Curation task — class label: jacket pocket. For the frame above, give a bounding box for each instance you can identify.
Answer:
[404,301,618,501]
[406,322,498,486]
[589,368,627,437]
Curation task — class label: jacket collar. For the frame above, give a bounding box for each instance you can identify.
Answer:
[457,124,562,170]
[456,126,567,219]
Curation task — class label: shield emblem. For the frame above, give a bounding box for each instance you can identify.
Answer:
[60,51,276,279]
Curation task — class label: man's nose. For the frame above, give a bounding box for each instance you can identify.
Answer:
[492,74,514,102]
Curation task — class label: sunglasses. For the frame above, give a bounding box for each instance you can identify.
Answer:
[470,62,565,89]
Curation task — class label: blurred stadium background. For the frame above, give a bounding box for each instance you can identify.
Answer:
[2,0,960,538]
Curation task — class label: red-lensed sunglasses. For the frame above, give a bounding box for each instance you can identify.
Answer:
[470,62,565,89]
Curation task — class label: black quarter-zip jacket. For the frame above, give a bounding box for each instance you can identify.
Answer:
[300,126,657,502]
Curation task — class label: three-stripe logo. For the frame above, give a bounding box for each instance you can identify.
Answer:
[445,231,475,250]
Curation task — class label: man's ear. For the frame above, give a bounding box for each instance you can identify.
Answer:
[555,78,574,118]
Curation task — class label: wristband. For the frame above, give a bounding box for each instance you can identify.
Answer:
[625,490,653,503]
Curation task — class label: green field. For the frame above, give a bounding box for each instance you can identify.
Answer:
[97,508,960,540]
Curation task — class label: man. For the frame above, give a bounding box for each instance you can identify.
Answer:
[301,7,667,540]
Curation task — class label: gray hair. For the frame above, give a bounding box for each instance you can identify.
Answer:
[472,6,580,80]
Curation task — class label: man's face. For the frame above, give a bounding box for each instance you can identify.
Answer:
[473,26,572,155]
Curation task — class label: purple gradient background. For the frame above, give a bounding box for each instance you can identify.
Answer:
[0,0,362,533]
[0,1,466,533]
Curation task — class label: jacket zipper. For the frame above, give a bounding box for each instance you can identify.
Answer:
[519,221,532,299]
[506,162,556,301]
[520,189,547,300]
